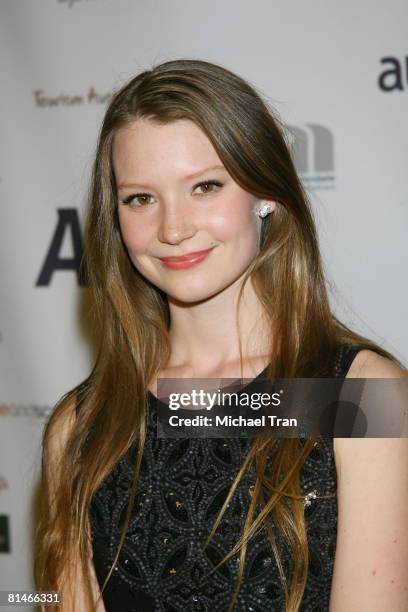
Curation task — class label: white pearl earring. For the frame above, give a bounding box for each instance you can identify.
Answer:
[258,202,273,218]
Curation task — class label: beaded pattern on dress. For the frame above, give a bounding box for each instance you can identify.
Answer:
[88,344,360,611]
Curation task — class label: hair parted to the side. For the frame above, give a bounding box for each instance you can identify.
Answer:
[34,58,402,612]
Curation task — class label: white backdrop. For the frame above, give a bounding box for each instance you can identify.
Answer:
[0,0,407,607]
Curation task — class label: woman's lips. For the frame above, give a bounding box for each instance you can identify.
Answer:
[159,247,215,269]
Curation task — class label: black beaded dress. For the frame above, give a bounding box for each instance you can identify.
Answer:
[85,344,363,611]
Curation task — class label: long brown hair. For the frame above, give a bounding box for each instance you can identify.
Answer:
[34,58,402,611]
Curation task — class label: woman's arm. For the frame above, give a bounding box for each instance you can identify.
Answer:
[42,397,107,612]
[330,351,408,611]
[63,557,106,612]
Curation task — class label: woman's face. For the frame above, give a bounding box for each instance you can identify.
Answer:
[113,118,273,304]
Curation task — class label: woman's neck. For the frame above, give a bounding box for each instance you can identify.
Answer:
[165,275,272,378]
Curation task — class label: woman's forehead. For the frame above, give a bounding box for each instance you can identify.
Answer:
[112,118,224,186]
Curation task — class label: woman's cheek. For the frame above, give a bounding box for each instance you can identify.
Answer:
[119,218,148,255]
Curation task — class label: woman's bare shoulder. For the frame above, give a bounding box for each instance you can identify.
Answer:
[345,348,407,379]
[334,349,407,467]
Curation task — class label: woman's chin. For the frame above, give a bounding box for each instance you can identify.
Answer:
[165,283,226,306]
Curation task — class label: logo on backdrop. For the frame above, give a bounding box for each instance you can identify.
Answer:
[0,402,52,419]
[57,0,96,7]
[0,515,10,553]
[288,124,335,190]
[36,209,87,287]
[378,56,408,92]
[0,476,9,492]
[33,86,114,107]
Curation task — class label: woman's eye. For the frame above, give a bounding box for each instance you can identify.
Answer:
[194,180,223,194]
[122,193,153,207]
[121,180,223,207]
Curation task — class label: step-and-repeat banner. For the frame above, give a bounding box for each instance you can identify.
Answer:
[0,0,407,606]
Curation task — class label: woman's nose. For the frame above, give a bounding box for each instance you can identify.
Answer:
[157,202,198,245]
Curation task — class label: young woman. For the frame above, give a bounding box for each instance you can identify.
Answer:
[35,59,408,611]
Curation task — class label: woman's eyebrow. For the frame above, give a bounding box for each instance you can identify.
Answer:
[184,164,226,180]
[117,164,226,190]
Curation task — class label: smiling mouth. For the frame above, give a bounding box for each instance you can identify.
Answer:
[158,247,215,269]
[159,247,215,263]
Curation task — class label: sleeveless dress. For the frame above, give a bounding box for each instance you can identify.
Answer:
[86,344,362,611]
